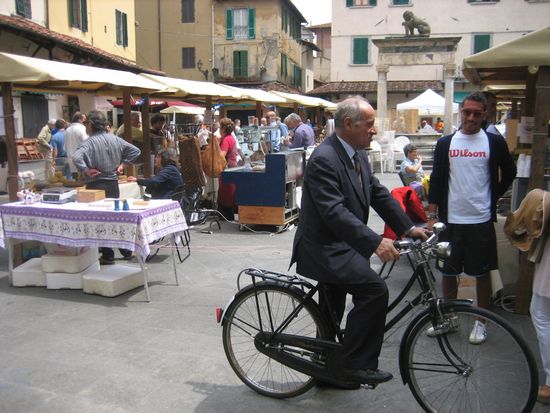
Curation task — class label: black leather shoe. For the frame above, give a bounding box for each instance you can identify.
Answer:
[99,256,115,265]
[340,368,393,384]
[316,380,361,390]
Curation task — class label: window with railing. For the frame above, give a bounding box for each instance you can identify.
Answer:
[226,8,255,40]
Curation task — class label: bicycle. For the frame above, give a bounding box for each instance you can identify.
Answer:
[217,223,538,412]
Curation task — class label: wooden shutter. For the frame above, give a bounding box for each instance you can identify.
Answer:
[122,12,128,47]
[16,0,32,18]
[353,38,368,64]
[248,8,255,39]
[346,0,353,7]
[473,34,491,54]
[81,0,88,32]
[226,9,234,40]
[369,0,377,5]
[115,10,121,45]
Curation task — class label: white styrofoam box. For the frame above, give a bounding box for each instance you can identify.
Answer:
[44,243,89,256]
[46,261,100,290]
[41,247,98,274]
[12,258,46,287]
[83,265,144,297]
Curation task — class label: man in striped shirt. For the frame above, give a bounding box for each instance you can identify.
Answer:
[73,110,141,265]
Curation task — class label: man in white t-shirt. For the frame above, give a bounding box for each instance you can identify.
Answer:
[427,92,516,344]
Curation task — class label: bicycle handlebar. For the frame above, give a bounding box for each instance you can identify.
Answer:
[393,222,451,259]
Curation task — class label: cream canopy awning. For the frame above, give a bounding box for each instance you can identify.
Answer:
[463,26,550,85]
[271,91,336,108]
[219,85,287,104]
[0,52,171,94]
[160,105,220,116]
[140,73,244,100]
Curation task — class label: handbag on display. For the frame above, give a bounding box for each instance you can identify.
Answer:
[201,136,227,177]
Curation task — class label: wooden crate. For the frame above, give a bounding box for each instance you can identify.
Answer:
[77,189,105,203]
[238,205,298,226]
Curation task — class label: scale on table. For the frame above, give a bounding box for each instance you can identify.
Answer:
[41,187,77,204]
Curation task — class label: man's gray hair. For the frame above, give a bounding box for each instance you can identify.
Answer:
[284,113,302,124]
[334,96,370,128]
[130,111,141,120]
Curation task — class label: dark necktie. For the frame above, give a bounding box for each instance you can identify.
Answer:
[353,152,363,190]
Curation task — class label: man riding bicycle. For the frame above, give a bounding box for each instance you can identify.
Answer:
[290,96,427,387]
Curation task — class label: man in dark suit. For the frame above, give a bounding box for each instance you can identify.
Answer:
[290,96,426,386]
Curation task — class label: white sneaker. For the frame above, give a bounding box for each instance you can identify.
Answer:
[426,314,459,337]
[469,320,487,344]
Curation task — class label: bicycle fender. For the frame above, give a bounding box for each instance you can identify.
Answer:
[397,301,473,384]
[218,281,310,327]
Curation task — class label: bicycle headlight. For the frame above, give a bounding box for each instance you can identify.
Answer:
[433,242,451,258]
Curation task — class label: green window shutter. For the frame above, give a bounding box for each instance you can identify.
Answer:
[241,51,248,77]
[346,0,353,7]
[81,0,88,32]
[369,0,377,5]
[353,38,369,64]
[115,10,121,45]
[393,0,409,4]
[122,12,128,47]
[473,34,490,54]
[234,51,248,78]
[16,0,32,18]
[248,8,255,39]
[68,0,74,26]
[226,9,234,40]
[281,53,287,78]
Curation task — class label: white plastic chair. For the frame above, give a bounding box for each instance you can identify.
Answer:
[368,140,388,174]
[390,136,410,172]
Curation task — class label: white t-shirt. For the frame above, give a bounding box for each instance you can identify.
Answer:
[447,129,491,224]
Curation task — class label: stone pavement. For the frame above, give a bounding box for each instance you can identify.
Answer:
[0,173,548,412]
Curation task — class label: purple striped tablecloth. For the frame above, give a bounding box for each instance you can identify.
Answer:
[0,199,187,259]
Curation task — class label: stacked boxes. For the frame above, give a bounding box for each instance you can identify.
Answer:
[83,265,144,297]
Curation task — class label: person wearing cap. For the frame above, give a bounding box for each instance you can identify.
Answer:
[73,110,141,265]
[36,118,56,179]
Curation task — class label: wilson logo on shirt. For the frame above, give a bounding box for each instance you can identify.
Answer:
[449,149,487,158]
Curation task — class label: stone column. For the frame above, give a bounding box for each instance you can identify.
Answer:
[376,65,389,134]
[443,64,456,135]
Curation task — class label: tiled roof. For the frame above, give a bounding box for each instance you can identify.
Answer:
[308,80,444,95]
[0,14,163,75]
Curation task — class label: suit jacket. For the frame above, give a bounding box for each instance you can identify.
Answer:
[290,134,414,284]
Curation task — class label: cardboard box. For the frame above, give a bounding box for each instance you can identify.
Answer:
[12,258,46,287]
[44,243,89,256]
[83,264,144,297]
[42,247,98,273]
[77,189,105,203]
[46,261,100,290]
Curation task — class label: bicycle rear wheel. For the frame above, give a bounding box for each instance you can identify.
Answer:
[403,304,537,413]
[222,283,328,398]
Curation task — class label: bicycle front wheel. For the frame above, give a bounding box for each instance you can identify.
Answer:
[403,304,537,413]
[222,283,328,399]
